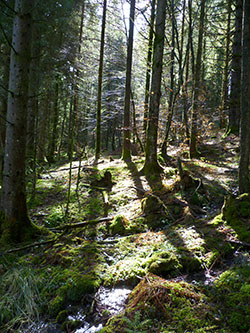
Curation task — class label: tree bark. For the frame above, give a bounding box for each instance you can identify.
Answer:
[122,0,135,162]
[189,0,206,158]
[220,0,232,129]
[239,0,250,194]
[95,0,107,161]
[47,79,59,164]
[143,0,156,145]
[142,0,167,176]
[228,0,243,134]
[161,0,176,157]
[0,0,33,243]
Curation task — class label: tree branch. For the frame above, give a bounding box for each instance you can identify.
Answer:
[0,0,17,14]
[0,22,18,55]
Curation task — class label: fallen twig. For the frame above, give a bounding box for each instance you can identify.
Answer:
[53,217,113,230]
[226,239,250,248]
[0,232,66,257]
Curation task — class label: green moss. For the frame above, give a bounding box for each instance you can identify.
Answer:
[179,253,202,272]
[109,215,128,235]
[222,194,250,241]
[48,295,65,317]
[213,266,250,332]
[209,214,223,226]
[0,211,49,245]
[109,215,146,236]
[102,274,218,332]
[56,310,69,323]
[61,319,82,331]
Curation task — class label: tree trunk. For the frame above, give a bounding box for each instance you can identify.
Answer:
[122,0,135,162]
[47,79,59,164]
[228,0,243,134]
[142,0,167,176]
[189,0,206,158]
[220,0,232,129]
[0,0,33,243]
[0,46,10,176]
[161,0,175,157]
[26,25,40,159]
[95,0,107,161]
[37,86,50,163]
[239,0,250,194]
[143,0,156,144]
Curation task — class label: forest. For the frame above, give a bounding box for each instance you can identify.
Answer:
[0,0,250,332]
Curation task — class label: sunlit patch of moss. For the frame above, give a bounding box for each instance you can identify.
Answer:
[45,207,65,228]
[209,213,224,226]
[102,233,182,285]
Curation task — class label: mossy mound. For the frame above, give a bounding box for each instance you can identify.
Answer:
[101,274,218,332]
[222,194,250,241]
[47,270,101,317]
[108,215,145,236]
[212,266,250,332]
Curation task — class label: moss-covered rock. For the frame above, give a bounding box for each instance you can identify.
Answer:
[56,310,69,324]
[213,266,250,332]
[61,319,82,331]
[48,295,65,317]
[222,194,250,241]
[109,215,128,235]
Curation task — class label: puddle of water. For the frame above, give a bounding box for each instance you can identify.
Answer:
[75,323,103,333]
[96,287,131,314]
[73,287,131,332]
[73,287,131,333]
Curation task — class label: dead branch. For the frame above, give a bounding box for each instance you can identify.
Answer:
[0,217,114,256]
[0,237,60,257]
[226,239,250,248]
[52,216,113,231]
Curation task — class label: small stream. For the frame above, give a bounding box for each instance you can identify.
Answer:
[24,250,250,333]
[24,287,131,333]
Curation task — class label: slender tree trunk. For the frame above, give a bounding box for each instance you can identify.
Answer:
[74,2,85,158]
[239,0,250,194]
[47,79,59,164]
[131,90,144,153]
[37,86,50,163]
[188,0,195,83]
[122,0,135,162]
[228,0,243,134]
[95,0,107,161]
[142,0,167,176]
[220,0,232,129]
[189,0,206,158]
[58,95,68,158]
[68,85,74,160]
[183,46,190,141]
[65,96,74,217]
[161,0,175,156]
[0,0,33,243]
[143,0,156,144]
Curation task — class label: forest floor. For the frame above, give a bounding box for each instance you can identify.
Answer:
[0,131,250,333]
